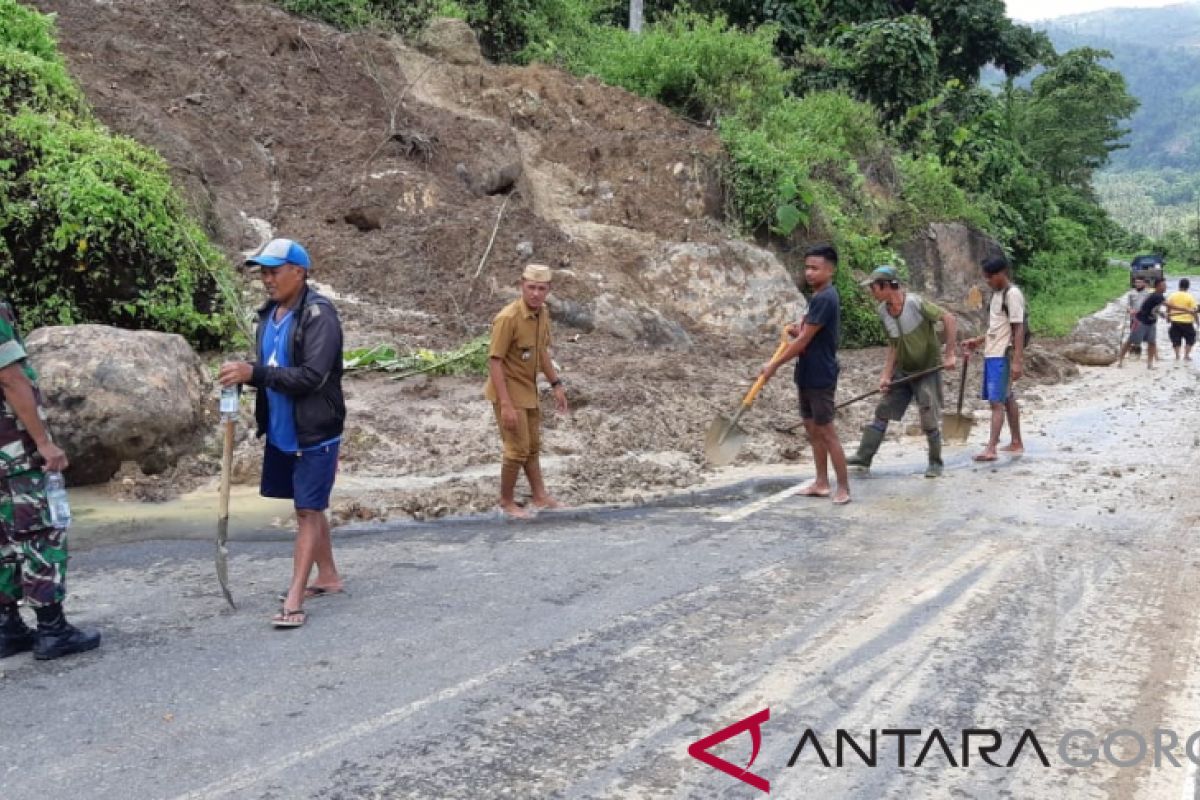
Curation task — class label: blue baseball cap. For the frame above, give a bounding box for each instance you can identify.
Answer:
[861,265,900,286]
[245,238,311,269]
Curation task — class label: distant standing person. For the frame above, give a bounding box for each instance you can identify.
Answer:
[484,264,569,518]
[0,298,100,660]
[847,265,958,478]
[219,238,346,629]
[1166,277,1198,360]
[1118,276,1167,369]
[962,256,1025,462]
[760,244,851,505]
[1121,276,1148,361]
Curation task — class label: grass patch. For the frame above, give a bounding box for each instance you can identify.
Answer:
[1025,266,1130,337]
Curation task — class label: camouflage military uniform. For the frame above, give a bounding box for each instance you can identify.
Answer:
[0,301,66,608]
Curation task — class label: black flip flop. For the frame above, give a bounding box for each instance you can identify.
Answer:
[276,586,345,602]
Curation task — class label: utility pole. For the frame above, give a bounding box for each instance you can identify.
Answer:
[630,0,643,33]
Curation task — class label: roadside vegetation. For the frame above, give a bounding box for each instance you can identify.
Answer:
[0,1,243,347]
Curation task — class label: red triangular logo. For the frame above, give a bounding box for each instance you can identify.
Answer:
[687,708,771,793]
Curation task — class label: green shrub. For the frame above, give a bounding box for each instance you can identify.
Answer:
[719,91,882,234]
[0,3,240,347]
[0,0,60,62]
[538,12,790,123]
[0,111,239,346]
[279,0,378,29]
[895,153,985,232]
[0,44,81,116]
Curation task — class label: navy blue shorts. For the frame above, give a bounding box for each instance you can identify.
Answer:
[261,441,340,511]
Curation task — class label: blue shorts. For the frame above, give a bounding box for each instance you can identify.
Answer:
[981,356,1011,404]
[261,441,340,511]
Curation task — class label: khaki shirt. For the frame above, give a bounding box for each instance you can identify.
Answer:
[483,298,551,409]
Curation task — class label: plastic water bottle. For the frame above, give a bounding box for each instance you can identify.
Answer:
[220,385,240,421]
[45,471,71,530]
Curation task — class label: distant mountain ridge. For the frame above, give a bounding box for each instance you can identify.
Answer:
[1033,2,1200,170]
[1037,2,1200,49]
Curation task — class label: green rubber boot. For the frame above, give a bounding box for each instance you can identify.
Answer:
[846,426,885,471]
[924,431,944,478]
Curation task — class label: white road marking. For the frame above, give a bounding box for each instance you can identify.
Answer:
[175,664,513,800]
[715,483,808,523]
[174,561,787,800]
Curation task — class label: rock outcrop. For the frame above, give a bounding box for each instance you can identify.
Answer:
[899,223,1004,304]
[417,17,484,66]
[26,325,210,485]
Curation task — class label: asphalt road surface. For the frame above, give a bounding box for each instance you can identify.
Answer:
[3,334,1200,800]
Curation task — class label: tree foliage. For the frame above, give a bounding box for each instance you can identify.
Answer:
[1018,47,1138,189]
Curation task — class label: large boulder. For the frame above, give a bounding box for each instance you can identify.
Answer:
[546,239,805,348]
[640,241,807,338]
[1062,301,1124,366]
[417,18,484,66]
[25,325,210,485]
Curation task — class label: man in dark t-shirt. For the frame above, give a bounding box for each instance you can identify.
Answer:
[761,244,851,505]
[1119,277,1167,370]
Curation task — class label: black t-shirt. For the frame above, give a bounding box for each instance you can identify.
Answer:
[1137,291,1165,325]
[794,285,840,389]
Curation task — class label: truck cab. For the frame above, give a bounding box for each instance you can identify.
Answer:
[1130,254,1165,287]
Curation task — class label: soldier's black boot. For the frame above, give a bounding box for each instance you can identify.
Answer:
[846,425,885,471]
[0,603,35,658]
[33,603,100,660]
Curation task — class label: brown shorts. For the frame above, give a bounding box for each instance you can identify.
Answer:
[493,404,541,465]
[798,385,836,425]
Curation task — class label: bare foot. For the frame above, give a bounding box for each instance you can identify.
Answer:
[972,450,998,462]
[1000,443,1024,455]
[499,501,532,519]
[798,482,831,497]
[832,489,851,506]
[531,496,562,510]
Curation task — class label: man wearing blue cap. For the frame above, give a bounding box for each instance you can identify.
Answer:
[219,238,346,629]
[848,266,957,477]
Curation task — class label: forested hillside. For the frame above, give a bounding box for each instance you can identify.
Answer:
[1035,3,1200,245]
[1040,5,1200,172]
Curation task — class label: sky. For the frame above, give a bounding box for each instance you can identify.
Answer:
[1006,0,1191,22]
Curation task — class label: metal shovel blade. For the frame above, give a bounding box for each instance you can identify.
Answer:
[942,413,974,444]
[704,414,748,466]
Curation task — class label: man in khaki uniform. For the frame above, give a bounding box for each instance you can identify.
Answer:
[485,264,569,518]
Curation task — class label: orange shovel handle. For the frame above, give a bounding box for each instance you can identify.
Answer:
[741,328,792,408]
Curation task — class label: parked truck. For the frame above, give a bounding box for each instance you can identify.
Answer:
[1130,254,1165,287]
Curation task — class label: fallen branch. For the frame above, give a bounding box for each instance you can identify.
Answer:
[473,194,512,281]
[391,342,487,381]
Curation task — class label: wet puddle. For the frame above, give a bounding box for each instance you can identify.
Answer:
[69,482,295,548]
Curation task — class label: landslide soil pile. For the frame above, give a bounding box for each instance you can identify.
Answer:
[36,0,1067,521]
